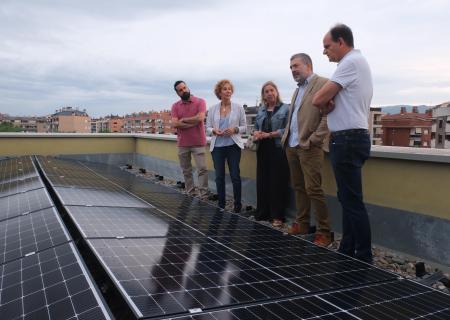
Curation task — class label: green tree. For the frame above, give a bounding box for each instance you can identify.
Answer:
[0,122,23,132]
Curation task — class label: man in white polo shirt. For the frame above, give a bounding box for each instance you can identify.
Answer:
[313,24,373,263]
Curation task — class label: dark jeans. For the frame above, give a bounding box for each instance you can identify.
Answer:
[329,132,372,263]
[211,144,242,210]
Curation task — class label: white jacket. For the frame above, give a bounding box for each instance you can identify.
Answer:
[206,102,247,152]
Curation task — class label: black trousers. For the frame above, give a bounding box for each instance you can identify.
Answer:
[255,139,289,221]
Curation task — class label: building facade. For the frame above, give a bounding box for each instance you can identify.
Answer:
[123,111,174,134]
[50,107,90,133]
[431,102,450,149]
[381,107,432,148]
[368,107,385,145]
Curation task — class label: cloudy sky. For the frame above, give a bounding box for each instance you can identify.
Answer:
[1,0,449,117]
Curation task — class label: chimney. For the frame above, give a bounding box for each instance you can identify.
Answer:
[412,106,418,113]
[400,107,407,114]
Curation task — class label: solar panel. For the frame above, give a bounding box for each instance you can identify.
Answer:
[87,237,307,319]
[164,280,450,320]
[320,280,450,320]
[0,207,71,265]
[65,206,203,239]
[32,157,450,320]
[0,242,111,320]
[208,234,397,291]
[0,188,53,222]
[0,176,44,198]
[54,187,150,208]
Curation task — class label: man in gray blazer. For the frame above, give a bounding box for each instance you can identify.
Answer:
[281,53,332,246]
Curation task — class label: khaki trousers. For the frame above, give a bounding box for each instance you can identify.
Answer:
[178,146,209,195]
[286,146,331,234]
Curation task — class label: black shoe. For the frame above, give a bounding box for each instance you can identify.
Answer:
[208,193,218,201]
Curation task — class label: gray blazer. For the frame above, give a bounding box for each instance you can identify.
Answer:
[206,102,247,151]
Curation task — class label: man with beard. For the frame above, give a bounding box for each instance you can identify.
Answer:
[281,53,332,246]
[171,80,209,196]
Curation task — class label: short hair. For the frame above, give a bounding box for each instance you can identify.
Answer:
[290,53,313,71]
[260,81,283,106]
[214,79,234,100]
[173,80,185,91]
[329,23,354,48]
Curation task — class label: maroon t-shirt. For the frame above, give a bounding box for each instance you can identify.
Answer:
[171,96,207,147]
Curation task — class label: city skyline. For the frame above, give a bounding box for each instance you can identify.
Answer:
[1,0,449,117]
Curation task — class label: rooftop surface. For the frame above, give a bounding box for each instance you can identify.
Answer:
[1,156,450,319]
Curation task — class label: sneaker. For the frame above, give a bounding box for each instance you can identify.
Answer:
[287,223,310,235]
[313,233,332,247]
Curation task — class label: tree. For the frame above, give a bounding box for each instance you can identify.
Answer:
[0,122,23,132]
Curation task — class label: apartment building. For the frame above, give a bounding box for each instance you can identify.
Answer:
[368,107,385,145]
[123,110,175,134]
[50,107,90,133]
[381,107,432,148]
[431,101,450,149]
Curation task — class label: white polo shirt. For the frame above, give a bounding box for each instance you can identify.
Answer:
[328,49,373,132]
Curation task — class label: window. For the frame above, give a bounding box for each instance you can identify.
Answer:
[423,129,428,134]
[439,120,443,128]
[438,135,443,144]
[423,141,428,147]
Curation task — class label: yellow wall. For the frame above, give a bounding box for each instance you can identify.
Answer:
[136,138,257,178]
[0,137,135,155]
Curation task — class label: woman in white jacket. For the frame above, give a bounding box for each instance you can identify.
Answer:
[206,79,247,212]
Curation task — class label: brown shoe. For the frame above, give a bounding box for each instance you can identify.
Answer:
[313,233,332,247]
[272,219,283,228]
[287,223,309,235]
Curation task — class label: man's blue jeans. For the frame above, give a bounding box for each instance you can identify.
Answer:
[211,144,242,210]
[329,132,372,263]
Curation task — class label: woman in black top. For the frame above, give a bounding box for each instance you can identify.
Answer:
[253,81,290,227]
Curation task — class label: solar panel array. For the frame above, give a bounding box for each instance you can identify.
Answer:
[35,156,450,320]
[0,157,111,320]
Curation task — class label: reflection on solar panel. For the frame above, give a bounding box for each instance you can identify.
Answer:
[87,237,307,318]
[0,157,38,184]
[0,156,112,320]
[0,188,53,222]
[0,207,70,264]
[32,156,450,320]
[54,187,150,208]
[0,176,44,197]
[65,206,202,239]
[0,243,110,320]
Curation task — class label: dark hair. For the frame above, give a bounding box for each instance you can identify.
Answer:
[329,24,354,48]
[290,53,313,71]
[173,80,185,91]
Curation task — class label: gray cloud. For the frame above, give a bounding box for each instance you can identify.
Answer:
[1,0,449,117]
